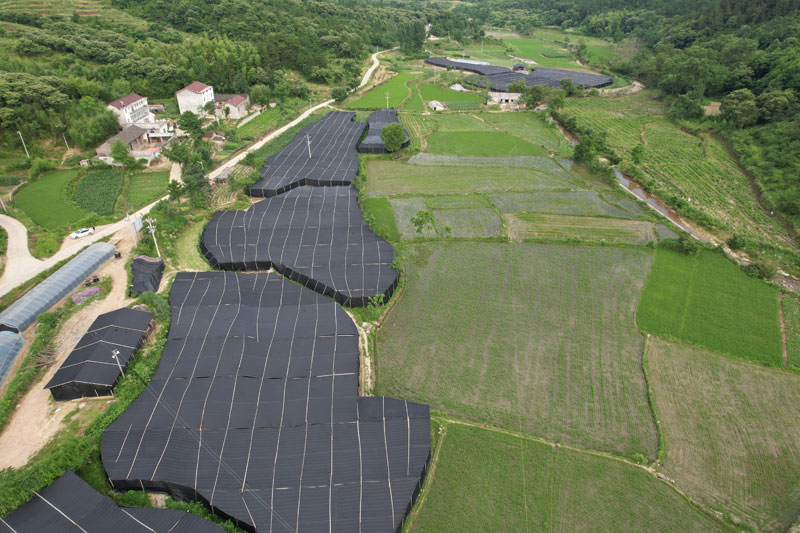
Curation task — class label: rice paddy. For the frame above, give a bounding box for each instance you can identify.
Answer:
[636,249,782,366]
[426,131,549,156]
[14,169,87,229]
[377,242,658,457]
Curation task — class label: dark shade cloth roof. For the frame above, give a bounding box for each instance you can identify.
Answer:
[101,271,431,533]
[424,56,508,76]
[0,470,223,533]
[108,93,146,110]
[358,109,410,154]
[45,308,152,399]
[130,256,164,294]
[247,112,366,197]
[201,186,398,308]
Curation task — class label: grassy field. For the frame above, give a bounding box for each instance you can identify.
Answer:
[363,197,401,242]
[73,169,123,216]
[506,37,585,70]
[426,131,549,156]
[403,84,425,112]
[125,171,169,210]
[560,92,790,245]
[172,219,210,271]
[476,111,562,151]
[347,71,417,109]
[237,108,281,139]
[637,249,782,366]
[647,337,800,531]
[412,422,722,532]
[388,198,436,239]
[418,84,484,104]
[15,169,87,229]
[378,242,657,457]
[507,212,656,244]
[783,296,800,369]
[489,191,644,218]
[365,160,577,196]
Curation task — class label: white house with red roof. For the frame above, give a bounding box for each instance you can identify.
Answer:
[175,81,215,115]
[214,93,250,119]
[106,93,152,126]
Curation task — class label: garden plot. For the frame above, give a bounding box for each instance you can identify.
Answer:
[377,242,658,457]
[431,208,503,238]
[412,423,723,532]
[506,213,656,244]
[647,337,800,531]
[389,198,436,239]
[637,250,782,366]
[489,191,644,218]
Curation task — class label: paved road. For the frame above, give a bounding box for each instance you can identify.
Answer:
[0,215,43,286]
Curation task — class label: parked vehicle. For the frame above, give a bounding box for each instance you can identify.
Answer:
[69,228,95,239]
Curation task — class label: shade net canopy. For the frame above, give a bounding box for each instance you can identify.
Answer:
[474,69,613,91]
[0,470,223,533]
[130,255,164,294]
[101,272,431,532]
[201,187,398,308]
[247,112,366,198]
[424,56,508,76]
[358,109,410,154]
[45,307,153,401]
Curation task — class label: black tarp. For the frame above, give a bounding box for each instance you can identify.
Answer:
[0,470,222,533]
[201,186,398,308]
[424,56,613,91]
[247,112,367,198]
[358,109,410,154]
[45,308,153,401]
[101,272,431,533]
[130,255,164,294]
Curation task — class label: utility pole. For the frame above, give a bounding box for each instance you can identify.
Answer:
[125,212,138,245]
[17,131,29,159]
[385,92,390,109]
[112,349,125,379]
[145,217,161,258]
[306,133,312,159]
[62,133,70,151]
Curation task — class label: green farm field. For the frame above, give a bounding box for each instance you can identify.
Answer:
[783,296,800,369]
[476,111,562,151]
[73,169,123,216]
[347,71,417,109]
[237,108,281,139]
[560,92,791,245]
[124,171,169,210]
[637,249,782,366]
[411,422,723,532]
[14,169,87,229]
[378,242,658,456]
[647,337,800,531]
[426,131,548,156]
[362,197,401,242]
[507,212,656,244]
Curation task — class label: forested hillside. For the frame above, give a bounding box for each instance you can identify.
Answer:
[462,0,800,234]
[0,0,474,149]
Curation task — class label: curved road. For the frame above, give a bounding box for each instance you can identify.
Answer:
[0,49,391,298]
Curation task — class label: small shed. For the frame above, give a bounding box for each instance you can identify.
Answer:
[428,100,446,111]
[45,308,153,401]
[512,63,528,72]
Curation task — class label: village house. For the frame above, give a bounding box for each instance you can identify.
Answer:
[176,81,215,115]
[215,94,250,119]
[106,93,152,126]
[96,125,148,157]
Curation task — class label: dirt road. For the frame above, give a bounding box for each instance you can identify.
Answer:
[0,215,43,287]
[0,229,136,469]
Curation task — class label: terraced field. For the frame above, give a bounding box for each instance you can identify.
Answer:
[637,249,782,366]
[411,423,723,532]
[647,337,800,531]
[560,92,791,245]
[378,242,658,457]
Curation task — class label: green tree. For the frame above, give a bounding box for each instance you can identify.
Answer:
[331,87,349,102]
[560,78,576,96]
[380,123,406,153]
[757,90,797,122]
[631,143,645,164]
[411,210,434,234]
[178,111,203,137]
[110,139,134,171]
[721,88,758,129]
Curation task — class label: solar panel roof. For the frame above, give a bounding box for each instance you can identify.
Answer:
[201,186,398,308]
[0,470,223,533]
[247,112,367,198]
[101,271,431,532]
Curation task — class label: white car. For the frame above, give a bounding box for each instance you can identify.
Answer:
[69,228,95,239]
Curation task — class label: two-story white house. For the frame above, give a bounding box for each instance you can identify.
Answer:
[176,81,215,115]
[107,93,153,126]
